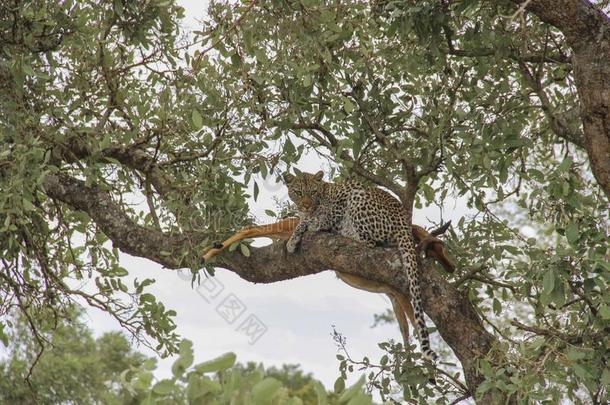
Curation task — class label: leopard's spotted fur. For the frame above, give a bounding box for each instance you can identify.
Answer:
[284,170,436,361]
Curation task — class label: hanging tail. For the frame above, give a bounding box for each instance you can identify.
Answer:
[398,233,437,361]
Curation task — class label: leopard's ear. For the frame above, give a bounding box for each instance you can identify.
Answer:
[282,172,295,184]
[313,170,324,181]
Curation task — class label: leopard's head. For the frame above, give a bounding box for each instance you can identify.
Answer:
[283,170,325,213]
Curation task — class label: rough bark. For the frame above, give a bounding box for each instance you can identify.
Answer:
[508,0,610,199]
[43,171,499,402]
[42,172,192,267]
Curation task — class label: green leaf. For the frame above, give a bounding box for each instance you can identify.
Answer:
[283,137,295,155]
[567,348,586,361]
[191,109,203,130]
[22,63,35,76]
[152,379,175,395]
[240,243,250,257]
[199,375,222,393]
[343,97,355,113]
[252,377,282,404]
[112,266,129,277]
[187,374,221,400]
[334,376,345,393]
[550,279,566,306]
[542,270,555,296]
[572,363,593,380]
[601,368,610,386]
[313,380,328,404]
[132,370,154,391]
[599,305,610,320]
[557,157,572,173]
[527,168,545,181]
[346,393,373,405]
[253,181,259,201]
[172,339,194,377]
[565,222,578,244]
[503,245,520,256]
[258,160,268,178]
[113,0,124,16]
[0,322,8,347]
[22,198,36,211]
[194,352,236,373]
[492,298,501,315]
[140,293,156,303]
[186,374,205,400]
[142,358,157,370]
[338,375,365,402]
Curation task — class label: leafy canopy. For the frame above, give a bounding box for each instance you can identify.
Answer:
[0,0,608,403]
[1,309,368,405]
[0,307,148,405]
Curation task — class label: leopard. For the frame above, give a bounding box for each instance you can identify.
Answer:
[283,170,437,361]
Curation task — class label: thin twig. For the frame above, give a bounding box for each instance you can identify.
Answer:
[191,0,258,71]
[453,265,487,287]
[449,393,472,405]
[511,318,583,344]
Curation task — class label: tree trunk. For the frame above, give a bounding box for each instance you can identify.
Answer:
[507,0,610,199]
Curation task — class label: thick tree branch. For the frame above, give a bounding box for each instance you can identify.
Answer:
[510,318,584,344]
[42,172,193,268]
[508,0,609,43]
[41,171,500,401]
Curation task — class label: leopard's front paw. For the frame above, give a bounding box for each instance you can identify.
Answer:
[286,238,299,254]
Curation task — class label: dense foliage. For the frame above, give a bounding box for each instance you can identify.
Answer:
[1,310,368,404]
[0,0,608,403]
[0,308,148,404]
[122,340,376,405]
